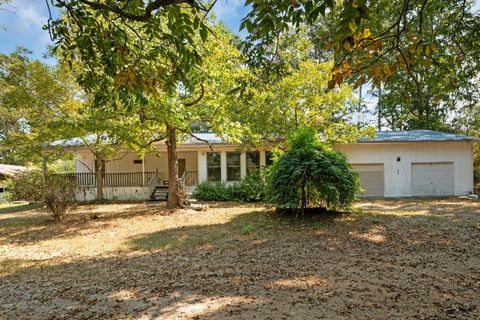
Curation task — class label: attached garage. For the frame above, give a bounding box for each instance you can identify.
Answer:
[352,164,384,197]
[335,130,479,197]
[411,162,454,196]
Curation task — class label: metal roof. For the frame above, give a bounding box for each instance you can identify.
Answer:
[50,133,226,148]
[183,133,226,144]
[49,134,110,147]
[50,130,479,148]
[0,164,28,178]
[358,130,480,143]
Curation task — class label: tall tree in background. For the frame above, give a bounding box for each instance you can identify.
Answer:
[0,49,80,166]
[233,29,374,144]
[27,0,474,92]
[369,1,480,131]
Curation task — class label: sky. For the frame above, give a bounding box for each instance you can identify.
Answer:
[0,0,249,63]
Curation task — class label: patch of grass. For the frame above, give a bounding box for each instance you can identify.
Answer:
[128,211,277,252]
[424,215,442,223]
[0,202,37,215]
[370,217,382,224]
[0,258,37,276]
[311,220,326,229]
[0,215,48,229]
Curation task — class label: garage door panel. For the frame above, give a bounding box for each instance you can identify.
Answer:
[352,164,384,197]
[411,162,454,196]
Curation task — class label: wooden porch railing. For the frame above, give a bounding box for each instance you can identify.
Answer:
[183,171,198,186]
[56,172,158,188]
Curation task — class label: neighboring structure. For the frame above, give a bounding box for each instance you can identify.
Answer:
[0,164,28,201]
[58,130,479,201]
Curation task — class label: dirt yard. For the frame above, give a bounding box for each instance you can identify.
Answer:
[0,199,479,319]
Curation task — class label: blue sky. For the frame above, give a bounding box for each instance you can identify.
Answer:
[1,1,478,63]
[0,0,249,63]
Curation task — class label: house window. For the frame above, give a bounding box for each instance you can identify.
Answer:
[247,151,260,174]
[227,152,241,181]
[0,187,4,193]
[265,151,274,167]
[133,159,143,164]
[207,152,221,181]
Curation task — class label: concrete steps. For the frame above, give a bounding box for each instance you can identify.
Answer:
[151,186,168,201]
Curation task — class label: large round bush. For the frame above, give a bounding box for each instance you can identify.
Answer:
[266,128,360,213]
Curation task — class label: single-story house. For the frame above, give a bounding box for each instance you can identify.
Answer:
[0,164,28,201]
[57,130,479,201]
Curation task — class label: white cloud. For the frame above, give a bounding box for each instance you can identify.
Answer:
[0,0,53,60]
[212,0,245,21]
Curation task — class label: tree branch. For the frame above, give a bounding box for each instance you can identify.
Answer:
[76,0,197,21]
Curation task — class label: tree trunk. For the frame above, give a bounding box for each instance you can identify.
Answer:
[300,178,306,217]
[166,124,180,208]
[357,84,363,129]
[94,157,104,201]
[377,85,382,131]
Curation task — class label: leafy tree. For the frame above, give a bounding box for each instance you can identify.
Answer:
[266,128,360,215]
[232,29,374,144]
[56,22,250,207]
[0,49,80,168]
[365,1,480,131]
[31,0,475,93]
[243,0,477,88]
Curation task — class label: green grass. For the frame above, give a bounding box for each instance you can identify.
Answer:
[128,211,278,252]
[0,201,37,215]
[127,208,342,252]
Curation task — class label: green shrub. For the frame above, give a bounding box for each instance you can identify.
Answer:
[193,180,230,201]
[193,171,266,202]
[266,128,360,214]
[9,169,77,223]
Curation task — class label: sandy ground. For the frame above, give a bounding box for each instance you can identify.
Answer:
[0,199,479,319]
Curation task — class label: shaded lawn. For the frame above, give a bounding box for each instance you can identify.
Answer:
[0,199,479,319]
[0,201,36,215]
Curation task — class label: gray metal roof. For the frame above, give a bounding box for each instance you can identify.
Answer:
[358,130,480,143]
[0,164,28,178]
[184,133,226,144]
[49,134,110,147]
[50,130,479,148]
[50,133,226,147]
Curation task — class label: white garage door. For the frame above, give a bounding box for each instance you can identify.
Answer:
[352,164,384,197]
[411,162,454,196]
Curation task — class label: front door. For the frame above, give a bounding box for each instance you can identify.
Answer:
[178,159,186,177]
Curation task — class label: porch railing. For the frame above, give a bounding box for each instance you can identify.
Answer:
[55,171,198,188]
[56,172,158,188]
[183,171,198,186]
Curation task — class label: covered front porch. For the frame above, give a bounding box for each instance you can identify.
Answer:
[68,147,271,201]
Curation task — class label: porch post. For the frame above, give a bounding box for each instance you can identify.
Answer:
[142,155,145,186]
[260,150,266,169]
[240,152,247,179]
[220,151,227,183]
[197,150,207,183]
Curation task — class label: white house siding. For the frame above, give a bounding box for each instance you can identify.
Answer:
[76,186,150,202]
[195,146,268,184]
[74,150,198,181]
[335,141,474,197]
[74,150,94,173]
[69,139,475,200]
